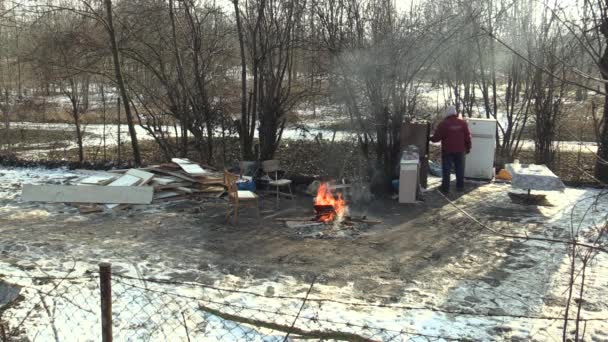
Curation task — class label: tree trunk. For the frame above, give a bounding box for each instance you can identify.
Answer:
[75,111,84,163]
[105,0,141,166]
[117,97,122,165]
[233,0,254,160]
[168,0,189,158]
[595,23,608,182]
[596,80,608,182]
[69,93,84,163]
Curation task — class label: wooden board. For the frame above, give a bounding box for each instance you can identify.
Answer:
[154,182,194,190]
[78,175,116,185]
[176,187,199,194]
[198,177,224,185]
[104,174,143,209]
[171,158,208,176]
[200,191,225,198]
[22,184,154,204]
[151,176,182,185]
[126,169,156,185]
[153,191,183,200]
[107,174,141,187]
[153,194,189,203]
[149,168,199,183]
[200,186,225,193]
[78,204,104,214]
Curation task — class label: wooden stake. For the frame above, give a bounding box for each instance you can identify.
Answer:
[99,263,112,342]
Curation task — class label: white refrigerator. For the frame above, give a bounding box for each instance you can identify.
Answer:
[464,118,496,180]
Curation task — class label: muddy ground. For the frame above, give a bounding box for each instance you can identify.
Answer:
[0,188,456,297]
[0,178,572,299]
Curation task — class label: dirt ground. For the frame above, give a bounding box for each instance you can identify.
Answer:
[1,168,607,340]
[0,180,547,300]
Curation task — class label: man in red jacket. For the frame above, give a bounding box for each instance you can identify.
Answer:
[430,106,472,193]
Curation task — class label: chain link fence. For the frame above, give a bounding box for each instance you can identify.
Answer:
[0,264,461,342]
[3,261,607,341]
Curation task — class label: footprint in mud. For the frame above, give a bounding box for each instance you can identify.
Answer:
[464,295,482,304]
[487,325,512,336]
[480,269,511,287]
[505,256,538,270]
[265,286,275,297]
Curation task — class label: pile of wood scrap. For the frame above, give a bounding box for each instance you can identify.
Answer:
[21,158,225,213]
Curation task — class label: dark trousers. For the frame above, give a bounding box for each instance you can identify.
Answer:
[441,152,465,192]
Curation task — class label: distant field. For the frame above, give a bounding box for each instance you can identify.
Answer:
[0,128,87,150]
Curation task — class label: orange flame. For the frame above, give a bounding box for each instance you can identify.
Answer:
[315,183,347,222]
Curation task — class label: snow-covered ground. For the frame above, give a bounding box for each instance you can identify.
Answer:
[0,167,607,340]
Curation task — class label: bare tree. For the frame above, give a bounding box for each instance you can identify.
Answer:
[315,0,458,190]
[232,0,307,161]
[120,0,231,163]
[103,0,141,165]
[28,9,100,163]
[233,0,258,160]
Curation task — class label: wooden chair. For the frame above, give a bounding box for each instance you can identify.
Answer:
[261,160,293,209]
[224,170,259,224]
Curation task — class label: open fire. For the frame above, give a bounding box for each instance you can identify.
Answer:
[314,183,347,222]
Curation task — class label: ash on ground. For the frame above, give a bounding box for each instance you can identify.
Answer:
[286,220,369,239]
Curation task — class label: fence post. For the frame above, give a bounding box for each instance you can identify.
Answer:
[99,263,112,342]
[1,321,7,342]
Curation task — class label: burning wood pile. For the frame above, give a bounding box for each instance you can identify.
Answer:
[279,182,380,239]
[314,183,347,222]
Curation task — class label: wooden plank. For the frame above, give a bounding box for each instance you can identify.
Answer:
[153,194,189,203]
[78,205,104,214]
[176,187,199,194]
[198,177,224,186]
[171,158,208,176]
[149,168,199,183]
[107,174,141,187]
[111,204,131,211]
[22,184,153,204]
[158,163,181,170]
[151,176,181,185]
[171,158,192,164]
[200,191,225,198]
[154,182,193,190]
[200,186,225,193]
[79,175,117,185]
[153,191,183,200]
[126,169,155,185]
[107,169,128,174]
[180,163,208,176]
[104,174,143,209]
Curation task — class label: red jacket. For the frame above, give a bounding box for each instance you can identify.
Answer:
[430,116,472,153]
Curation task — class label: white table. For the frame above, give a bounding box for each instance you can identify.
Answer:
[505,163,565,194]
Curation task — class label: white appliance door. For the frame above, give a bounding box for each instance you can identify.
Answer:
[399,163,418,203]
[465,137,495,179]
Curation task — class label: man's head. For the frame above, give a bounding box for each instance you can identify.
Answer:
[445,106,457,118]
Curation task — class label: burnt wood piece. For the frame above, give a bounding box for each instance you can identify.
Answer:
[314,204,335,221]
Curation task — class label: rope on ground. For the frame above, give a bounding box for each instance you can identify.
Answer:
[283,275,316,342]
[198,303,377,342]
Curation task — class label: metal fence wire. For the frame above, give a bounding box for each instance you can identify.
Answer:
[0,264,458,342]
[4,263,608,341]
[0,274,100,341]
